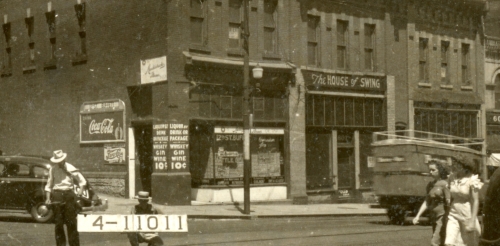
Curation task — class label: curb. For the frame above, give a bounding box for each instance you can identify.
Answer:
[187,213,387,220]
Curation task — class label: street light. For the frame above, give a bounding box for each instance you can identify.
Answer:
[242,0,263,215]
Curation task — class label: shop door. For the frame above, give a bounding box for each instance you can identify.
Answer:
[134,125,153,194]
[306,132,333,190]
[337,148,355,189]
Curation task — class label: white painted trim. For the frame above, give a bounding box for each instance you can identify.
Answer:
[307,90,385,98]
[128,127,135,199]
[332,130,338,190]
[354,130,360,190]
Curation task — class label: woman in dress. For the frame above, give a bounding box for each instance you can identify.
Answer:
[413,161,450,246]
[445,154,483,246]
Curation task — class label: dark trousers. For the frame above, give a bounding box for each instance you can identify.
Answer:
[52,190,80,246]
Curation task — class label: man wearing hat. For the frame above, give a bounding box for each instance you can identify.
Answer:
[127,191,164,246]
[45,150,86,246]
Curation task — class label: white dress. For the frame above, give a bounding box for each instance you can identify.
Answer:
[445,174,483,246]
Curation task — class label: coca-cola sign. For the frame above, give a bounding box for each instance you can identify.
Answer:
[80,99,126,143]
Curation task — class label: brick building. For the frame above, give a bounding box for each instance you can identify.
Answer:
[0,0,488,205]
[483,0,500,174]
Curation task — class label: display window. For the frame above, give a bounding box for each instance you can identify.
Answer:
[191,126,285,187]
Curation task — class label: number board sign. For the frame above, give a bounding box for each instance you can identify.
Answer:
[486,111,500,125]
[77,214,188,232]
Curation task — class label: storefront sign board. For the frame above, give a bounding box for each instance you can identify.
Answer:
[302,70,386,91]
[80,99,125,144]
[153,123,189,173]
[140,56,167,84]
[486,111,500,125]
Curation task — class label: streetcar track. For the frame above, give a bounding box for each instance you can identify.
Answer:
[169,226,428,246]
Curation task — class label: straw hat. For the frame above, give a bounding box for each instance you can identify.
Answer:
[50,150,67,163]
[134,191,151,200]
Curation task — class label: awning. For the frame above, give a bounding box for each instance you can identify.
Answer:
[488,153,500,167]
[183,51,296,73]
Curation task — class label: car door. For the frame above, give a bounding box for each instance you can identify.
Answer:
[3,162,31,209]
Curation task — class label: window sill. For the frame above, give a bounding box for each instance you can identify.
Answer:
[22,65,37,74]
[1,67,12,77]
[226,48,244,57]
[461,85,473,91]
[189,44,211,54]
[440,84,453,90]
[418,82,431,88]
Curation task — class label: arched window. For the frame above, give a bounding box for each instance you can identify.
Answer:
[495,74,500,109]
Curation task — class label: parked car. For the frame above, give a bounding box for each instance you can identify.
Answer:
[0,155,107,222]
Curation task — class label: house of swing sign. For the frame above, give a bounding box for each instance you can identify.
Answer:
[80,99,126,144]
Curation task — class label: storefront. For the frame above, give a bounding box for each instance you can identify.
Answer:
[302,69,387,201]
[184,54,294,203]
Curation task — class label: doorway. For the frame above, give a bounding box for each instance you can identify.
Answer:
[337,148,355,189]
[133,125,153,194]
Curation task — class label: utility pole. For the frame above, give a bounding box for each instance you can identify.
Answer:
[242,0,251,215]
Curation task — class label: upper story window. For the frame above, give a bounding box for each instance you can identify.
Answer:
[307,15,320,66]
[337,20,348,69]
[461,43,470,86]
[364,24,375,71]
[264,0,278,54]
[419,38,429,82]
[190,0,207,45]
[228,0,242,49]
[441,41,450,83]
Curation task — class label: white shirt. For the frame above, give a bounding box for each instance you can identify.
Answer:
[44,162,86,192]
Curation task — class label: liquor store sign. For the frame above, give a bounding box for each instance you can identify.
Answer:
[302,70,386,91]
[80,99,126,144]
[153,123,189,173]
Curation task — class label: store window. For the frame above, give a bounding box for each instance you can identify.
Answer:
[414,107,478,138]
[306,95,384,128]
[191,86,287,121]
[190,125,285,186]
[495,74,500,109]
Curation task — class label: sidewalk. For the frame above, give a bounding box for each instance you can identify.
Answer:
[91,194,387,219]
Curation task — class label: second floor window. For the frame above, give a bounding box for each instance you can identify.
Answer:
[337,20,348,69]
[190,0,207,45]
[364,24,375,71]
[419,38,428,82]
[307,15,320,66]
[264,0,278,54]
[441,41,449,83]
[228,0,242,49]
[462,43,470,86]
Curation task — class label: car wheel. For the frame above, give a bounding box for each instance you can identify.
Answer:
[30,202,54,223]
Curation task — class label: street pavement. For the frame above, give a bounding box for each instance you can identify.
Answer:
[91,194,387,219]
